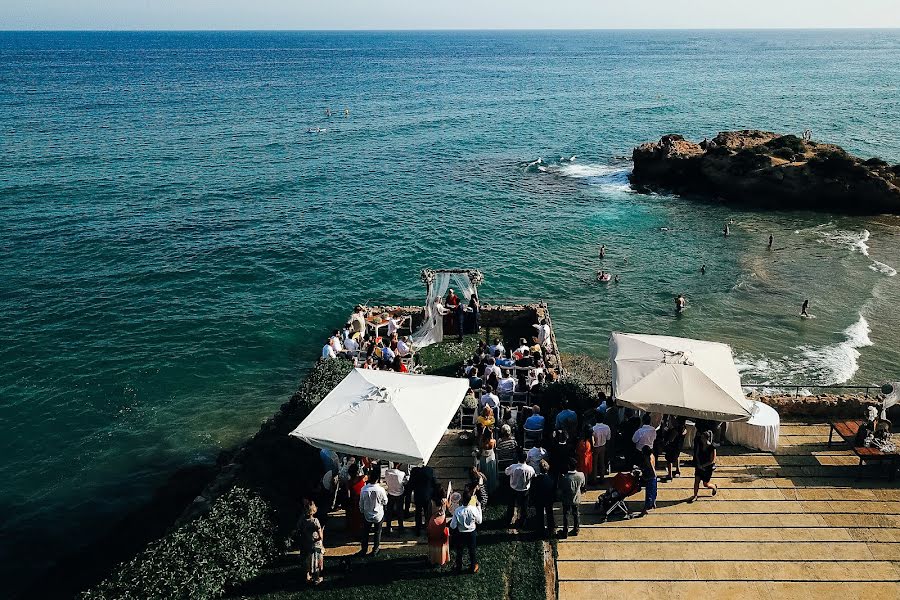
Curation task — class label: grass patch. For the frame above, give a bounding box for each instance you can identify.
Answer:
[415,328,503,377]
[227,504,546,600]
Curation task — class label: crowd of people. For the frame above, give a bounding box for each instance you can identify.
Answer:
[321,305,415,372]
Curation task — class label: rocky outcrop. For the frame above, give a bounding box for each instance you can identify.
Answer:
[631,130,900,214]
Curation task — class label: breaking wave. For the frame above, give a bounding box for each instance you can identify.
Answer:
[736,313,873,386]
[869,260,897,276]
[814,227,870,256]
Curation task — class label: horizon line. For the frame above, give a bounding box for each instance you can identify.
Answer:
[3,26,900,33]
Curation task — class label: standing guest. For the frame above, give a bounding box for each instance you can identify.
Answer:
[454,297,465,341]
[554,400,578,434]
[662,415,687,480]
[449,488,482,574]
[530,460,556,538]
[532,318,552,348]
[632,413,657,453]
[409,464,438,536]
[350,305,367,338]
[384,463,408,534]
[576,428,593,480]
[526,443,548,473]
[426,485,450,567]
[549,429,573,479]
[358,469,388,557]
[690,430,719,502]
[591,418,612,482]
[479,427,498,493]
[638,446,657,517]
[387,314,402,338]
[495,424,519,474]
[468,294,480,333]
[505,450,536,529]
[296,499,325,585]
[346,463,366,540]
[558,457,586,538]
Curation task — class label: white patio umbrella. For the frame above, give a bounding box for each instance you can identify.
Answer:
[610,332,753,422]
[289,368,469,465]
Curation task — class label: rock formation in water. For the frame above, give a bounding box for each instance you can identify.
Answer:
[631,130,900,214]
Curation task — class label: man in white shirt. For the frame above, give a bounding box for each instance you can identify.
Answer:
[632,413,657,452]
[591,420,612,482]
[396,336,411,357]
[358,471,388,556]
[526,444,547,472]
[483,359,501,382]
[514,338,529,356]
[321,341,337,360]
[384,462,408,534]
[532,319,552,347]
[479,386,500,414]
[497,370,516,397]
[449,488,482,574]
[343,335,359,355]
[387,315,402,337]
[505,451,536,529]
[329,330,343,354]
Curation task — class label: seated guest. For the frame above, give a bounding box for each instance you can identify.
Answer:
[515,349,533,389]
[329,330,344,354]
[488,337,505,357]
[495,424,519,473]
[524,405,545,432]
[483,357,501,381]
[464,358,476,377]
[344,334,360,355]
[530,372,546,390]
[479,385,500,414]
[469,369,484,391]
[380,339,396,366]
[321,339,337,360]
[554,400,578,433]
[476,405,496,434]
[397,336,411,357]
[497,370,516,397]
[514,338,529,356]
[391,355,408,373]
[496,350,515,368]
[526,443,548,472]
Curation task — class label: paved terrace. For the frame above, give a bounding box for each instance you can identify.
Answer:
[558,421,900,600]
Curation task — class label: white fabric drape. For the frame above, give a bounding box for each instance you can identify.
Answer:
[411,272,452,348]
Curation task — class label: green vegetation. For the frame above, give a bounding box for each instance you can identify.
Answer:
[228,504,547,600]
[83,488,278,600]
[415,328,504,377]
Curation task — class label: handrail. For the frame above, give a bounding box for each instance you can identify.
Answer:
[579,381,881,398]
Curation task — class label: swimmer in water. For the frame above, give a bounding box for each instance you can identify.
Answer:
[614,274,621,283]
[325,107,332,117]
[768,234,774,250]
[724,223,730,237]
[675,294,686,313]
[800,299,810,317]
[700,264,706,275]
[599,245,606,259]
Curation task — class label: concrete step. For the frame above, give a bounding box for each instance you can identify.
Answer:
[559,581,900,600]
[557,559,900,582]
[565,526,900,542]
[556,541,900,561]
[578,512,900,528]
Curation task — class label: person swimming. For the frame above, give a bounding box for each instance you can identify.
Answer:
[614,274,621,283]
[597,270,611,282]
[800,299,810,317]
[700,264,706,275]
[675,294,686,312]
[723,223,730,237]
[599,245,606,259]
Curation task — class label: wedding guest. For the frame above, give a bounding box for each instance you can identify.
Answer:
[505,451,536,529]
[558,457,585,538]
[426,486,450,567]
[449,488,482,574]
[530,460,556,537]
[384,462,408,534]
[468,294,480,333]
[479,427,498,493]
[346,463,365,539]
[591,418,612,482]
[690,430,719,502]
[358,469,388,556]
[576,428,593,480]
[409,464,438,536]
[296,499,324,585]
[495,424,519,474]
[639,446,657,517]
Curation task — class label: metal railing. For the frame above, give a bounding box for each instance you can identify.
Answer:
[578,381,881,398]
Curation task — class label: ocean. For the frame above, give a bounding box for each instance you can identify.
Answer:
[1,30,899,594]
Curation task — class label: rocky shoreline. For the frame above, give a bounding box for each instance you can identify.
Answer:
[631,130,900,214]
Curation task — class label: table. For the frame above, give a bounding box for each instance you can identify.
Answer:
[725,401,780,452]
[366,314,411,338]
[828,419,898,480]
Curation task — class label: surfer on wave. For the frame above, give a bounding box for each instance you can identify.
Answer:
[800,299,810,318]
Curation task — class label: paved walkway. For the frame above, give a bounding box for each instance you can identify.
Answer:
[557,422,900,600]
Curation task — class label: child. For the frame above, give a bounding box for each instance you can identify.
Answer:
[297,499,324,585]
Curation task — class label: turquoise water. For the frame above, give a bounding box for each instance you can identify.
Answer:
[2,30,899,592]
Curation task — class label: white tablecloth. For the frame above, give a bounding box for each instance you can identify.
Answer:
[725,401,780,452]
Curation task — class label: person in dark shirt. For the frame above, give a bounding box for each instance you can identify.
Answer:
[529,460,556,537]
[408,465,438,535]
[515,349,533,389]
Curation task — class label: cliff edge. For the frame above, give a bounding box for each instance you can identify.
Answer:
[631,130,900,214]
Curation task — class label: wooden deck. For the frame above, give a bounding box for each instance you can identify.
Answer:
[556,422,900,600]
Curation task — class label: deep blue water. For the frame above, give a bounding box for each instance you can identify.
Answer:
[2,30,899,594]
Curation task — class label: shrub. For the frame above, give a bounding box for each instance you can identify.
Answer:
[540,379,600,417]
[82,488,277,600]
[766,134,805,154]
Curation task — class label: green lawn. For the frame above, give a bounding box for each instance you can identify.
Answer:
[414,329,503,377]
[227,505,548,600]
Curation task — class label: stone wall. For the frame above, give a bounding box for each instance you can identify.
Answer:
[755,394,897,420]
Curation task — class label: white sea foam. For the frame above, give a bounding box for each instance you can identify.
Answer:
[814,227,870,256]
[736,313,873,386]
[869,260,897,276]
[556,163,633,191]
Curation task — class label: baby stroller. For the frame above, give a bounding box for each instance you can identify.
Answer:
[595,467,643,521]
